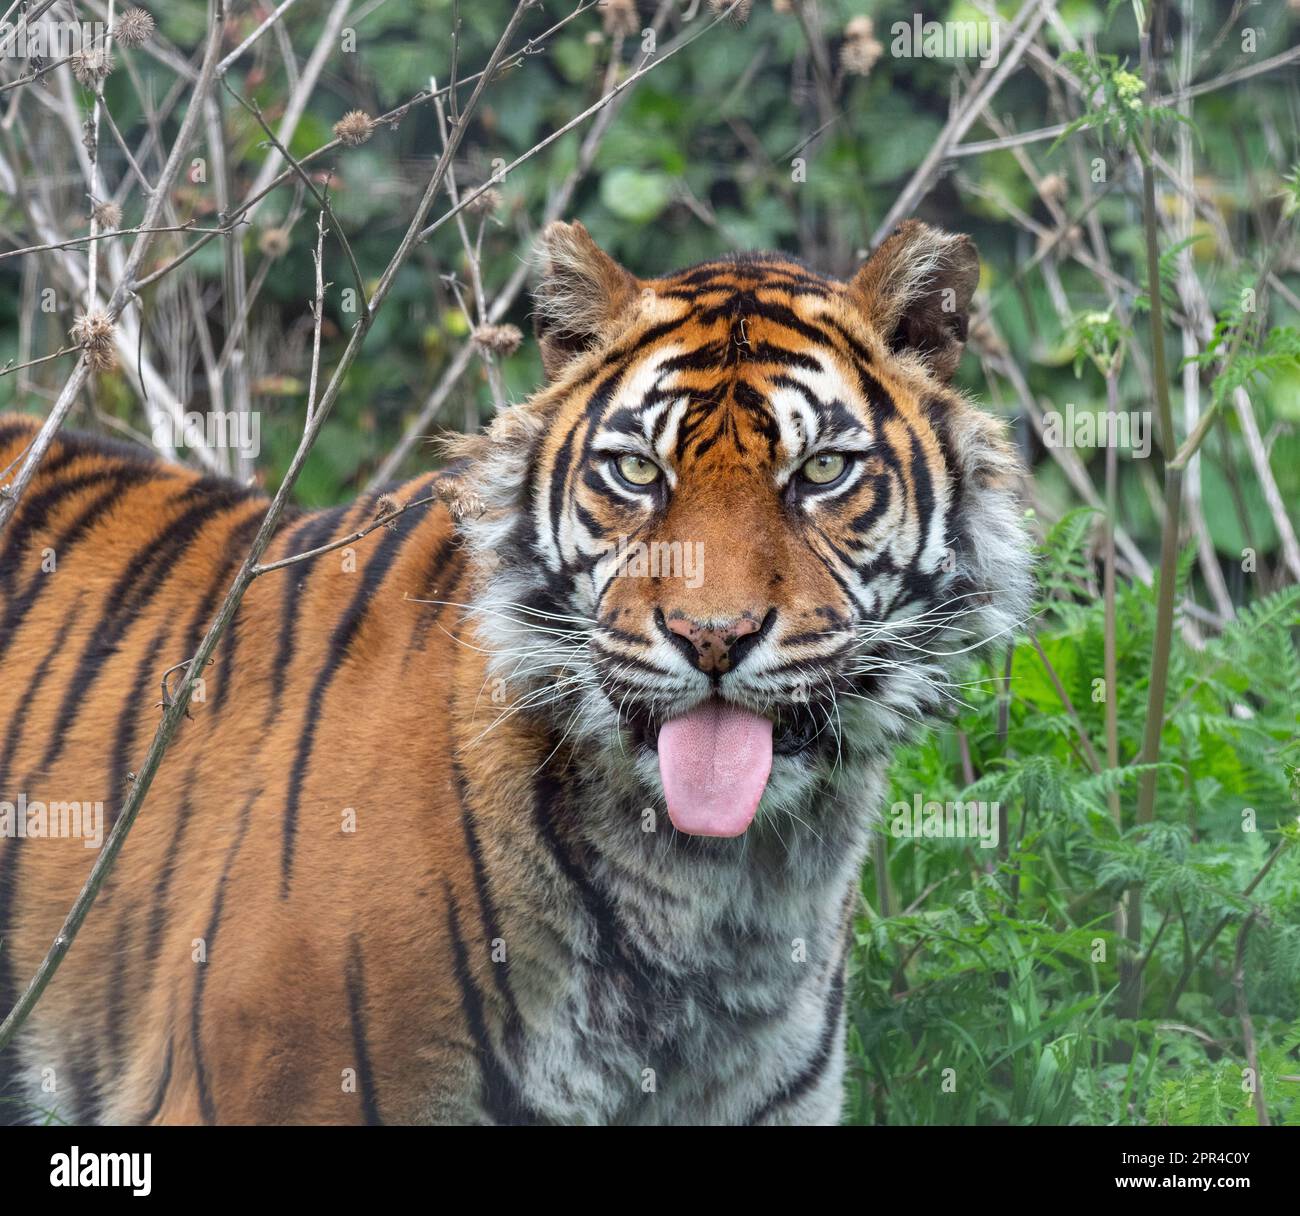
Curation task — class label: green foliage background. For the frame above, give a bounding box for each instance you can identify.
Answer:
[1,0,1298,1124]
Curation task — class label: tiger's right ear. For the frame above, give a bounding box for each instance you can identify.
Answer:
[849,219,979,382]
[532,220,639,379]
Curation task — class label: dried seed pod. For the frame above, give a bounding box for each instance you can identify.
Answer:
[71,311,117,371]
[114,8,156,48]
[472,323,523,357]
[333,110,375,147]
[70,47,114,87]
[92,199,123,229]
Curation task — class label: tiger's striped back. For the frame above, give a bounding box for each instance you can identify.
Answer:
[0,414,487,1122]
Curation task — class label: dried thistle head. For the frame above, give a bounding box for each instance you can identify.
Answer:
[333,110,375,147]
[465,187,503,217]
[375,493,401,531]
[71,311,116,371]
[92,199,123,229]
[441,486,485,523]
[471,323,523,357]
[1039,173,1068,204]
[70,46,114,88]
[709,0,752,24]
[113,8,156,48]
[257,226,291,258]
[600,0,639,38]
[772,0,793,12]
[841,16,883,77]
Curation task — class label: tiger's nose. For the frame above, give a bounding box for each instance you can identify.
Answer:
[662,612,765,674]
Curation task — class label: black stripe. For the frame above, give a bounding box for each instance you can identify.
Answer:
[125,509,261,966]
[405,543,462,663]
[850,354,898,421]
[598,624,653,649]
[178,506,264,685]
[530,763,666,1035]
[921,395,965,561]
[0,457,119,596]
[207,602,243,717]
[3,419,165,470]
[0,417,38,452]
[0,468,154,663]
[763,645,855,678]
[38,484,257,774]
[344,936,383,1125]
[102,916,133,1092]
[138,1034,174,1124]
[143,770,198,969]
[452,760,521,1027]
[105,635,166,834]
[266,506,349,720]
[819,317,875,366]
[444,886,536,1126]
[653,341,729,374]
[548,383,601,550]
[589,640,672,679]
[279,481,436,897]
[195,509,268,719]
[191,788,258,1125]
[747,958,846,1124]
[531,770,627,971]
[65,1034,103,1124]
[0,596,85,1106]
[848,470,894,540]
[907,429,937,572]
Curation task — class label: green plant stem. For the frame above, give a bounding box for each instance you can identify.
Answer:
[1104,370,1123,941]
[1123,55,1184,1021]
[1031,632,1103,775]
[1232,913,1269,1126]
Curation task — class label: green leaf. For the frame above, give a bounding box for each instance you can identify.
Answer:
[599,168,675,225]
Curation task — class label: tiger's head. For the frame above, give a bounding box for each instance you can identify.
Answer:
[447,219,1031,838]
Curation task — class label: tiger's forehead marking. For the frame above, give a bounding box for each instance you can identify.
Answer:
[597,334,875,471]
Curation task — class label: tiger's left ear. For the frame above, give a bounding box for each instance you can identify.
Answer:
[849,219,980,381]
[532,220,639,380]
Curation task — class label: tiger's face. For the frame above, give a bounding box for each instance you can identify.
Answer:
[451,220,1031,837]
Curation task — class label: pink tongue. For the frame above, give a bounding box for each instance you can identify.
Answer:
[657,701,774,837]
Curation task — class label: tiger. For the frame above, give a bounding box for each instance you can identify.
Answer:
[0,218,1031,1125]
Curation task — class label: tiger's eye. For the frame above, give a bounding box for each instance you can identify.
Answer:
[800,453,847,485]
[615,454,662,487]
